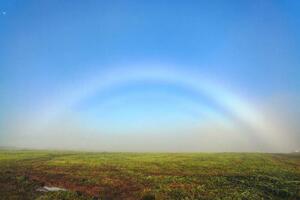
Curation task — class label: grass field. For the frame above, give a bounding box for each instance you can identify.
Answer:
[0,150,299,200]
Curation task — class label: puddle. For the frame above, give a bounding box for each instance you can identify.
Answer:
[37,186,67,192]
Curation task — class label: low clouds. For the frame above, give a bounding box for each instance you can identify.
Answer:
[1,94,298,153]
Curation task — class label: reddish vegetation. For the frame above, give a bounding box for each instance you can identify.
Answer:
[21,166,142,199]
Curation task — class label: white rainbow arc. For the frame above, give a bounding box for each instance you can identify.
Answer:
[34,64,287,151]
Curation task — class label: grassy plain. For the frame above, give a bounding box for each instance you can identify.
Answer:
[0,150,299,199]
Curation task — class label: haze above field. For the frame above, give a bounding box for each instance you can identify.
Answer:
[0,0,299,152]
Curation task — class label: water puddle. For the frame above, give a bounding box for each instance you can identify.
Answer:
[36,186,67,192]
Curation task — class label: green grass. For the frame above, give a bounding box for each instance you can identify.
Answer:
[0,150,299,199]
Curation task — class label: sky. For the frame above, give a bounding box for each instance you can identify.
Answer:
[0,0,299,152]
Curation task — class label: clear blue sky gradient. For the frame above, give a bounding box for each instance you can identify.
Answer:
[0,0,299,151]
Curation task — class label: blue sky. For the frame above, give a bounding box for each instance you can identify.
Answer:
[0,0,299,152]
